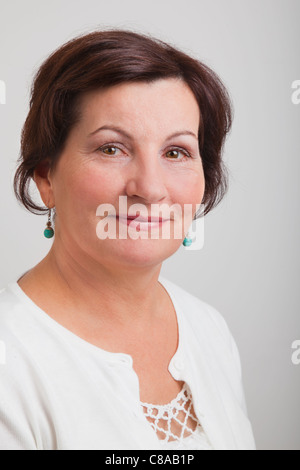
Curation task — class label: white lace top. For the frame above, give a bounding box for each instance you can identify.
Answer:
[140,382,213,450]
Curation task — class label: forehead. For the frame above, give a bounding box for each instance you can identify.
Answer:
[76,78,200,137]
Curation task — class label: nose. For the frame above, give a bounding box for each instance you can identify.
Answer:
[125,156,168,204]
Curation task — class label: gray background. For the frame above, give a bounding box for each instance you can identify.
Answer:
[0,0,299,450]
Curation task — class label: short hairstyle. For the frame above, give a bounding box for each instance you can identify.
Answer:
[13,29,233,218]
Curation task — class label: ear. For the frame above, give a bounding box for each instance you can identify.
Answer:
[33,159,55,208]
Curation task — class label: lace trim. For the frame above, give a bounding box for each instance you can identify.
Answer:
[160,425,213,450]
[140,382,202,444]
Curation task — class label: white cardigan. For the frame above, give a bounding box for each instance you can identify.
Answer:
[0,275,256,450]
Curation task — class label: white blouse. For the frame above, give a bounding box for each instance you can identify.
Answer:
[0,275,256,450]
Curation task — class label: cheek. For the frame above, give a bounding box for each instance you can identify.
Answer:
[169,170,205,228]
[60,165,122,211]
[170,169,205,204]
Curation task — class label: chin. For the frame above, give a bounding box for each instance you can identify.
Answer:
[99,238,180,267]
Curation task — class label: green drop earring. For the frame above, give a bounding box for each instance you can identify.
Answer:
[182,229,193,247]
[44,208,54,239]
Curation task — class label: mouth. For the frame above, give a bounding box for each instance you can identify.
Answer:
[117,215,170,223]
[116,214,171,231]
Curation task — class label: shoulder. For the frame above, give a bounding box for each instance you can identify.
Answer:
[159,275,249,416]
[159,275,235,348]
[0,283,55,449]
[0,282,37,367]
[0,283,23,335]
[0,282,47,380]
[0,281,59,396]
[0,282,35,342]
[159,275,244,384]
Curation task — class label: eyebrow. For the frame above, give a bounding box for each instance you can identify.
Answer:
[88,125,198,141]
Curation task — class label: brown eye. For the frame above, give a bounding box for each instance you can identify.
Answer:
[166,148,190,160]
[102,146,118,155]
[167,150,180,159]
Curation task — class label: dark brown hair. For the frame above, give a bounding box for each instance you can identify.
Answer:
[13,29,232,217]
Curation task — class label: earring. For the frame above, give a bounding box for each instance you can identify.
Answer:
[182,229,193,247]
[44,208,54,239]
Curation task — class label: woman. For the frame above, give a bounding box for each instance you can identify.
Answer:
[0,29,256,450]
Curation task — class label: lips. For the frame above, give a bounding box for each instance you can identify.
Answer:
[117,215,169,222]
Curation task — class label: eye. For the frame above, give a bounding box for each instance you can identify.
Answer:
[166,148,191,160]
[96,144,192,160]
[98,145,121,156]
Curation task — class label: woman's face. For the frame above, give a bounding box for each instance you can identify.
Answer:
[44,78,205,269]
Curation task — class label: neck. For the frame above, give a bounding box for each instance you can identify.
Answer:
[24,237,165,328]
